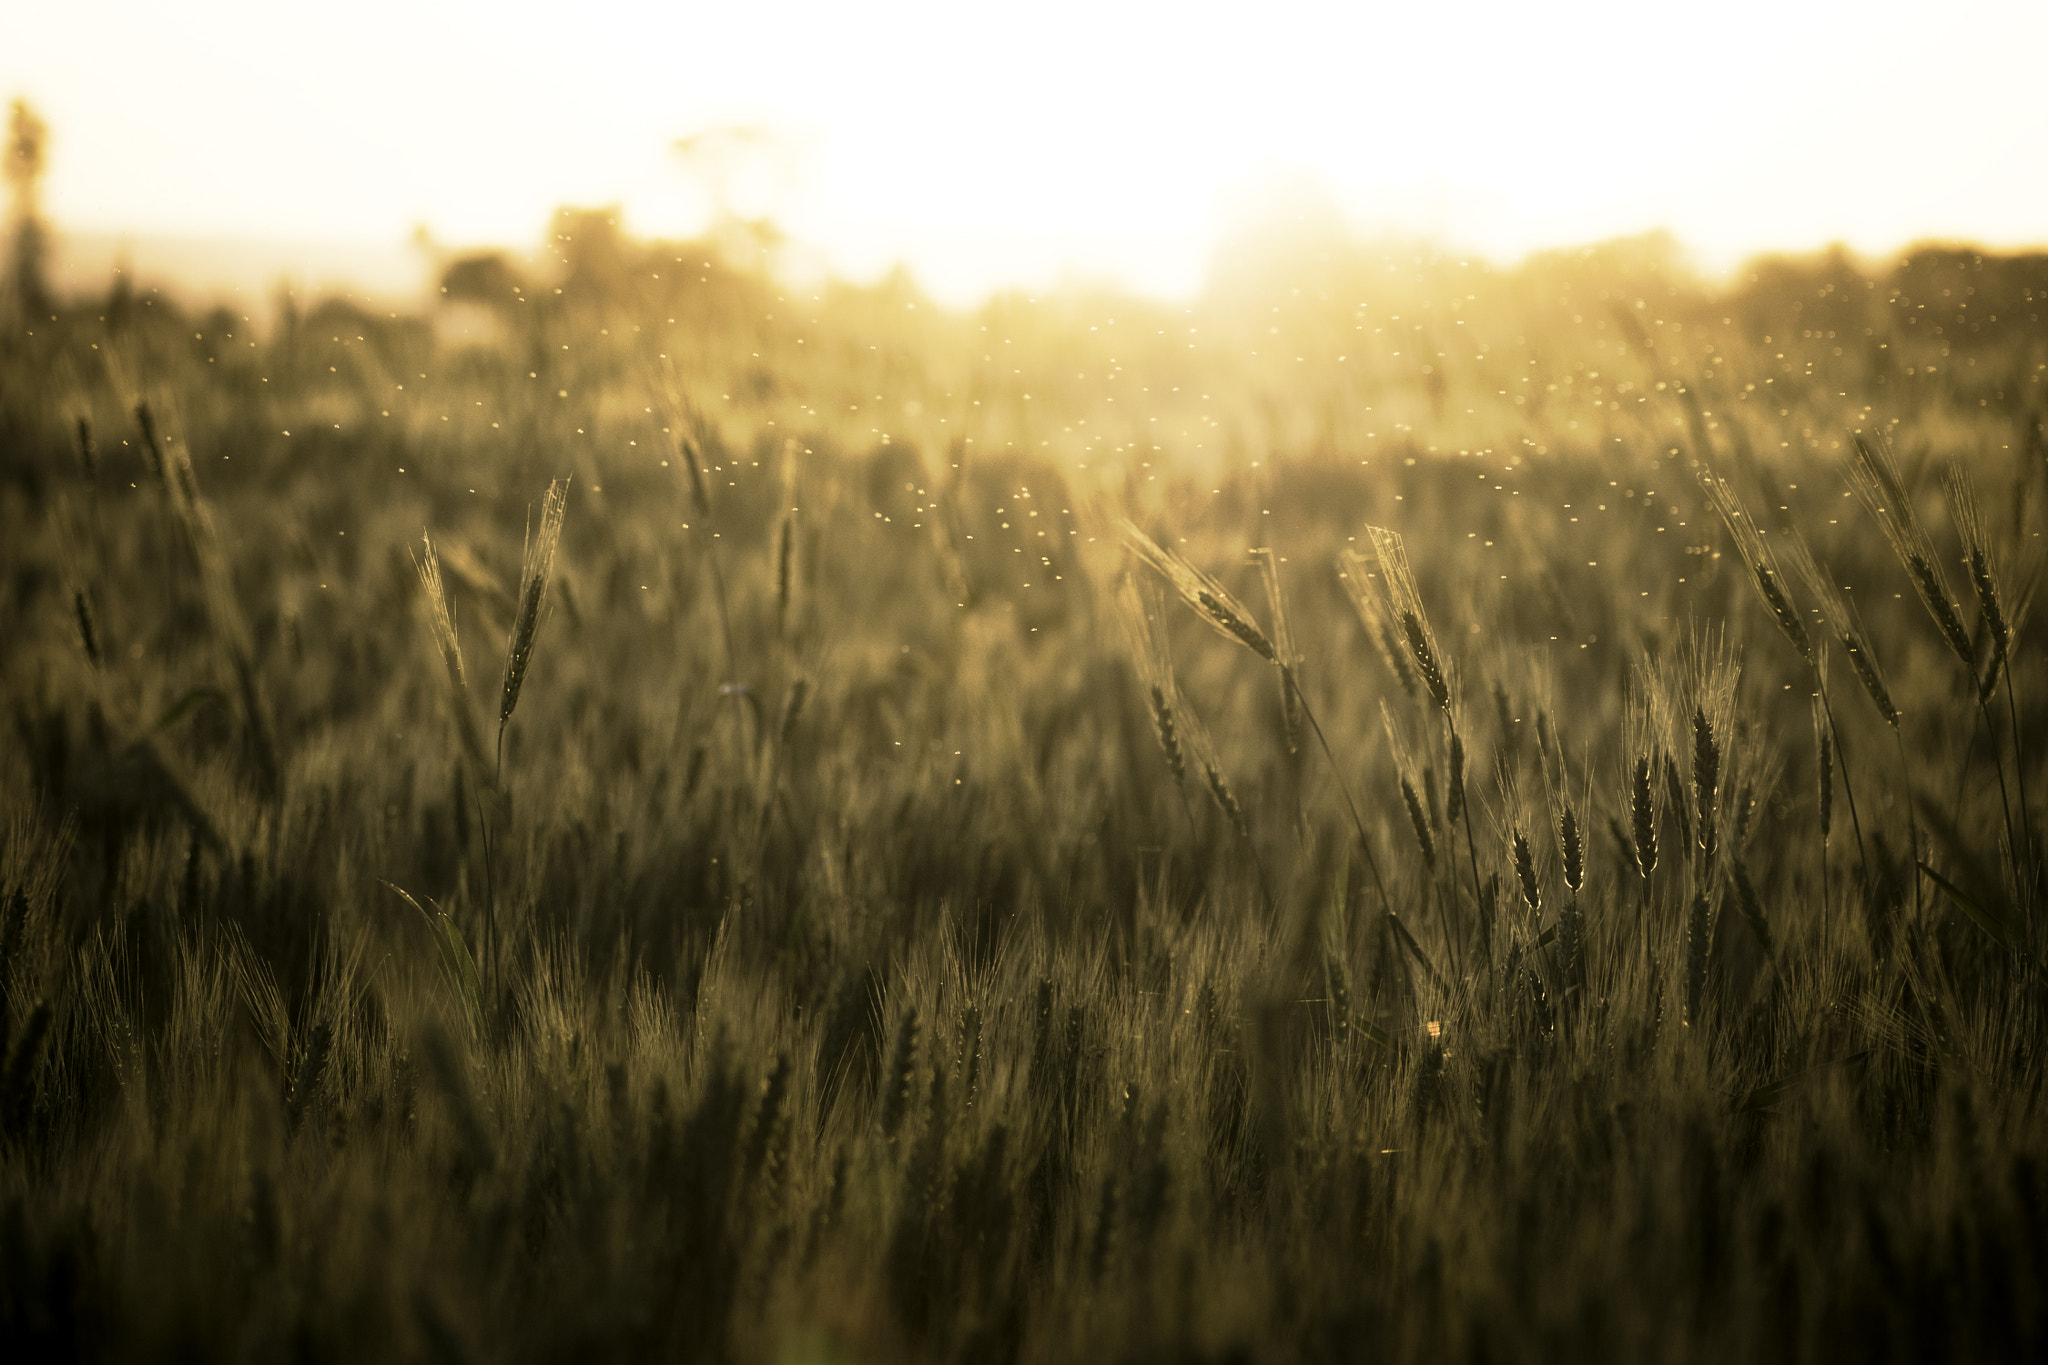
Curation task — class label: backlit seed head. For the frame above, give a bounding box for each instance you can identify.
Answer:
[1513,831,1541,913]
[1401,775,1436,869]
[1561,805,1583,894]
[1631,756,1659,878]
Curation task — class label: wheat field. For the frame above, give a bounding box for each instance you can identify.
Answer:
[1,223,2043,1362]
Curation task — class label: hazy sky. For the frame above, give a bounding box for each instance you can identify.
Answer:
[6,0,2046,302]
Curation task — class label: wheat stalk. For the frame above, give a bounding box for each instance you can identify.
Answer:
[1358,526,1487,959]
[1941,460,2032,892]
[1703,466,1870,877]
[1123,520,1391,915]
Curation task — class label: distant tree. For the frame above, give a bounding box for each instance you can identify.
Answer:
[440,251,526,309]
[6,97,52,320]
[550,207,633,304]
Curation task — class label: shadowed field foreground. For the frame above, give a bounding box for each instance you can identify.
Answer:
[1,226,2045,1363]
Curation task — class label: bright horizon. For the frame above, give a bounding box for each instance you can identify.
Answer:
[7,0,2048,306]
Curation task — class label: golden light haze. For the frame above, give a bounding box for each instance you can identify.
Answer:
[6,0,2046,303]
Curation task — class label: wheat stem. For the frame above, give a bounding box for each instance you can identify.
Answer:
[2002,669,2039,918]
[1281,667,1392,924]
[1813,671,1871,889]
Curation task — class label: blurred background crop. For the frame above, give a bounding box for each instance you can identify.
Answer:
[5,0,2047,309]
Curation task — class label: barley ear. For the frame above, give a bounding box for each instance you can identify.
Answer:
[1943,464,2012,701]
[1698,470,1811,664]
[412,534,492,779]
[1684,890,1713,1027]
[1513,831,1541,914]
[1365,525,1454,713]
[498,478,571,765]
[413,535,466,692]
[1149,686,1186,786]
[1846,433,1973,668]
[1780,530,1900,728]
[1692,707,1720,863]
[1204,763,1248,840]
[1560,805,1584,895]
[1120,519,1276,662]
[1401,775,1436,870]
[1631,756,1659,879]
